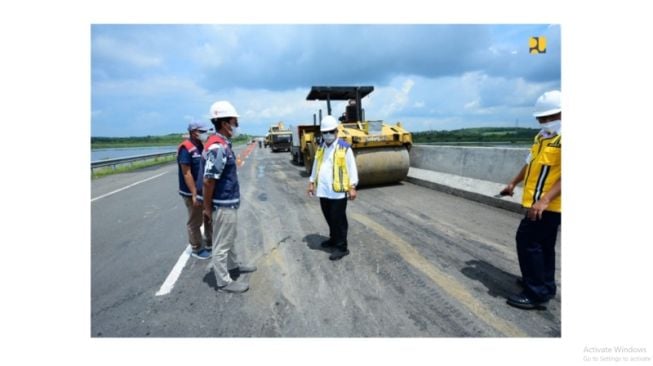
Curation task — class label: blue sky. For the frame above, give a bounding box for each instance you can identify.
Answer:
[91,24,560,137]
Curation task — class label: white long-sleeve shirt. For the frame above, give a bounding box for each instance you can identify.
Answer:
[309,139,359,199]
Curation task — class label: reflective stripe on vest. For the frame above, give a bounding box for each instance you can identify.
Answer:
[314,139,351,193]
[177,139,197,155]
[522,134,561,212]
[203,134,227,152]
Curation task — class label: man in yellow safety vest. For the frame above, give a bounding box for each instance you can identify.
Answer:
[500,90,562,310]
[307,115,359,261]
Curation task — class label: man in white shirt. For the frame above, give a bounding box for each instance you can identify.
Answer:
[307,115,359,260]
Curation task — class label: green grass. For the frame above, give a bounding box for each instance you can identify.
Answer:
[91,134,255,149]
[91,154,176,179]
[412,127,539,145]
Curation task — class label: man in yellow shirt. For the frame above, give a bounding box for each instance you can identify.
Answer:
[500,90,561,310]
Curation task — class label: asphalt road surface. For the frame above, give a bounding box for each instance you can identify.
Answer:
[91,143,561,337]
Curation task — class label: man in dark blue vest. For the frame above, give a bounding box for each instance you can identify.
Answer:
[198,100,256,293]
[177,120,213,259]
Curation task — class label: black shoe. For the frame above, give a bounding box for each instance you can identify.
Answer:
[506,293,548,310]
[320,239,335,249]
[329,248,349,261]
[516,278,524,288]
[236,264,257,273]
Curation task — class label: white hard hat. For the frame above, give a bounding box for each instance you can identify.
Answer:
[320,115,339,132]
[533,90,561,117]
[210,100,240,119]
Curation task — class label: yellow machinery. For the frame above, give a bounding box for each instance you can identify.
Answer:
[267,121,292,152]
[303,86,412,186]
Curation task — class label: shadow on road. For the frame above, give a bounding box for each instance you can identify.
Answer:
[303,233,332,253]
[460,259,521,299]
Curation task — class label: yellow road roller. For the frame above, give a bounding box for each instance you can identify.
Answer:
[304,86,412,186]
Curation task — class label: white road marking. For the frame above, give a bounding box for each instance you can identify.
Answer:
[155,245,192,296]
[91,172,168,202]
[156,225,208,296]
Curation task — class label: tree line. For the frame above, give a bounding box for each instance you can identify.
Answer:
[91,133,255,148]
[412,127,540,144]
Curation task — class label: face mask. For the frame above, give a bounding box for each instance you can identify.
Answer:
[322,132,336,144]
[198,132,209,141]
[230,126,240,138]
[539,120,561,134]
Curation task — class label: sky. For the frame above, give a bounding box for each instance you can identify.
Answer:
[91,24,560,137]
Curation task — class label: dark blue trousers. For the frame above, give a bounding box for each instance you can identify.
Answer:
[516,211,561,302]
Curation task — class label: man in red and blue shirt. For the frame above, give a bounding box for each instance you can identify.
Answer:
[177,121,213,259]
[197,101,256,294]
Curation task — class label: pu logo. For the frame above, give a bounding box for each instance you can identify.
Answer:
[529,36,547,54]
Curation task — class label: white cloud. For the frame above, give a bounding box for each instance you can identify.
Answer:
[94,76,208,98]
[464,99,480,109]
[93,36,162,68]
[91,25,560,136]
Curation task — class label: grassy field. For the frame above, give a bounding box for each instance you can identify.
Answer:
[91,154,176,179]
[91,134,254,149]
[412,127,539,144]
[90,134,256,179]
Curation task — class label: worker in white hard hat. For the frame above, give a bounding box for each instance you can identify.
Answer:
[307,115,359,261]
[177,120,213,259]
[500,90,562,310]
[196,100,256,293]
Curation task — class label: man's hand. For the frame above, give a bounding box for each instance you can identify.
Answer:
[203,206,213,221]
[192,194,202,207]
[528,198,550,221]
[499,183,515,197]
[307,182,315,197]
[348,187,357,201]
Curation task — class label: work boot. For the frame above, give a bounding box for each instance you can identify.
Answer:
[236,264,257,273]
[320,239,335,249]
[218,280,249,293]
[329,248,350,261]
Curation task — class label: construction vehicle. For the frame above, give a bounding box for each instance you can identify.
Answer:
[303,86,413,186]
[290,124,321,167]
[267,121,292,152]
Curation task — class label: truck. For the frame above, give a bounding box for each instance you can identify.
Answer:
[267,122,292,152]
[290,123,321,168]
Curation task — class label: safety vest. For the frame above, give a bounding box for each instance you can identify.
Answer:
[177,139,202,196]
[314,139,351,193]
[177,139,198,155]
[522,134,561,212]
[196,134,240,208]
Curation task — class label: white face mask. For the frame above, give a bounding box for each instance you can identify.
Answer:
[322,132,336,144]
[230,126,240,138]
[540,119,561,135]
[198,132,209,141]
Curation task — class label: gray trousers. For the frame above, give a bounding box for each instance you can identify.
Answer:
[210,207,240,286]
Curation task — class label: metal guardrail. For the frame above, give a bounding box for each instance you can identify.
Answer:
[91,151,176,172]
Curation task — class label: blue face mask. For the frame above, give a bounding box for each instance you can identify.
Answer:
[322,132,336,144]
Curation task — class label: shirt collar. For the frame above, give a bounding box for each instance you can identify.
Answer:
[216,132,231,143]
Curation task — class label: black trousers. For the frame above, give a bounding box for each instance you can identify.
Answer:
[319,197,348,250]
[516,211,561,302]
